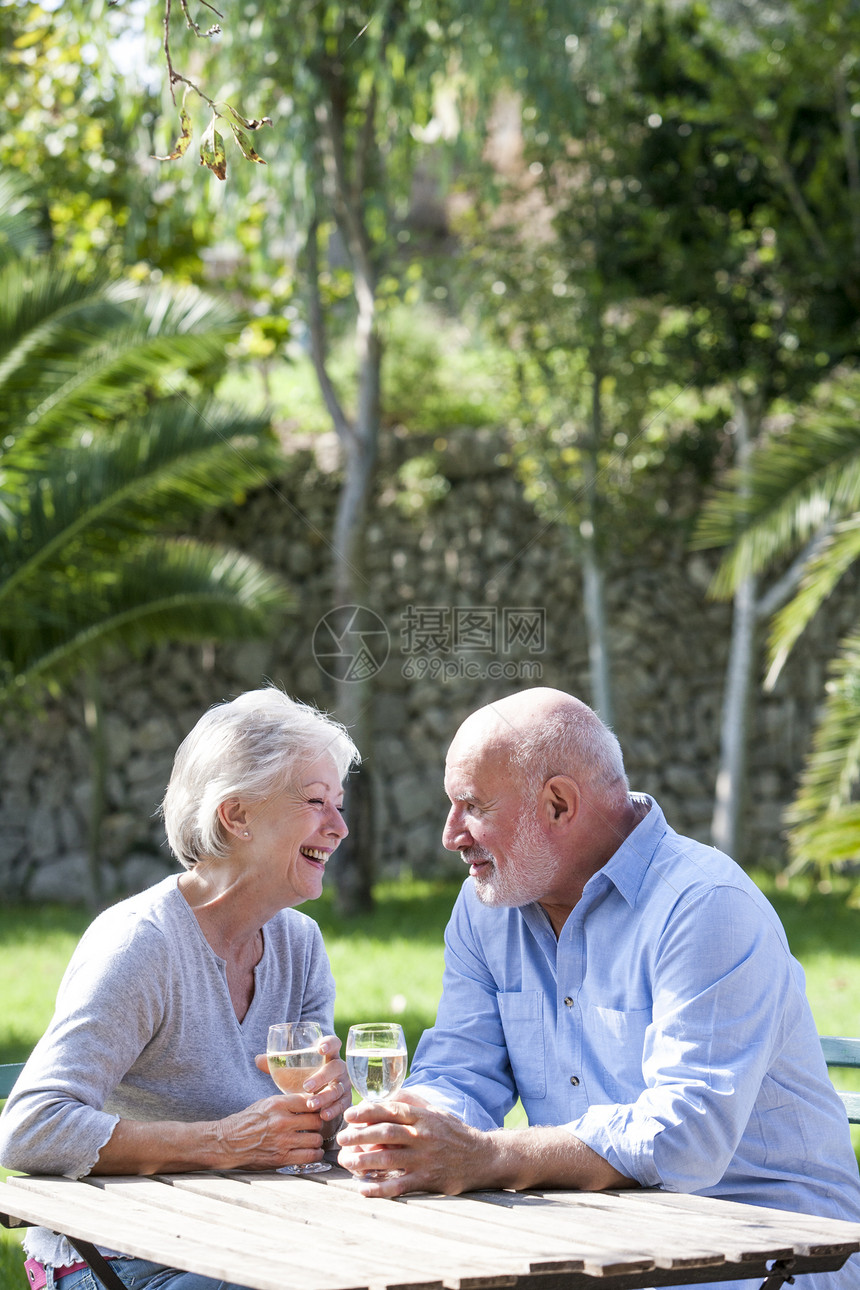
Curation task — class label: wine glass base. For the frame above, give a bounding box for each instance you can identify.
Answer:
[277,1162,331,1174]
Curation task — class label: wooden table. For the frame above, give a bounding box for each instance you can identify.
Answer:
[2,1160,859,1290]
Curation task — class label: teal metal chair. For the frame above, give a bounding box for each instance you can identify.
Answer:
[820,1036,860,1124]
[0,1062,24,1101]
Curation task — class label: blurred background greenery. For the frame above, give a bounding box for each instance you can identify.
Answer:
[4,0,860,902]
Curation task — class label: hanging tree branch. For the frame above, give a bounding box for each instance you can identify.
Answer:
[153,0,272,180]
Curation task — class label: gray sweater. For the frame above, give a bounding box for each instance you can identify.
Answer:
[0,875,336,1265]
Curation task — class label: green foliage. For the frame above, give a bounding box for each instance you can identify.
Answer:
[0,187,290,701]
[697,373,860,891]
[0,0,209,280]
[625,1,860,397]
[219,303,511,432]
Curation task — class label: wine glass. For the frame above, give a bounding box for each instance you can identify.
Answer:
[345,1022,408,1180]
[266,1020,331,1174]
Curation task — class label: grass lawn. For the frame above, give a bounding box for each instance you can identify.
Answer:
[1,870,859,1285]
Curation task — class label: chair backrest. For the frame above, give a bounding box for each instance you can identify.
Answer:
[820,1036,860,1124]
[0,1062,25,1100]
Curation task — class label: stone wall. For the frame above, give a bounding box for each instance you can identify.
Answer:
[0,429,853,904]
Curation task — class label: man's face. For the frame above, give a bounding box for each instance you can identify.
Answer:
[442,738,559,908]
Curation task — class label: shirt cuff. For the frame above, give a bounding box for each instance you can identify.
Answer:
[402,1082,497,1130]
[564,1105,665,1188]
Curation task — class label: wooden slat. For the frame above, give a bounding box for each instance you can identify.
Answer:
[608,1188,860,1257]
[379,1191,658,1277]
[140,1175,518,1290]
[88,1176,457,1290]
[172,1173,575,1273]
[472,1190,738,1270]
[3,1175,302,1290]
[427,1190,729,1273]
[6,1175,434,1290]
[178,1174,651,1280]
[4,1170,858,1290]
[523,1188,795,1264]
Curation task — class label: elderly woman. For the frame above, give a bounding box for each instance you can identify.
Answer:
[0,687,359,1290]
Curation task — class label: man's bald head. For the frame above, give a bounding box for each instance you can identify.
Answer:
[449,688,628,803]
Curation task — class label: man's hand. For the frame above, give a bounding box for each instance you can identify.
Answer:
[337,1097,494,1196]
[337,1094,636,1198]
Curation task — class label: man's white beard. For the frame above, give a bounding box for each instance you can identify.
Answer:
[469,813,558,909]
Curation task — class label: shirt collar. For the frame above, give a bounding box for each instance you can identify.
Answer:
[590,793,666,909]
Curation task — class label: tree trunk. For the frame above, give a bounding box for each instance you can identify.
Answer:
[83,666,107,908]
[329,424,380,915]
[328,294,382,915]
[304,78,384,913]
[581,366,614,725]
[711,389,760,860]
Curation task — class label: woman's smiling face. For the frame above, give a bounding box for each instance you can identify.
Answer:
[246,753,348,905]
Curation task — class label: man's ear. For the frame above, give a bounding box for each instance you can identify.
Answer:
[541,775,580,828]
[217,797,251,840]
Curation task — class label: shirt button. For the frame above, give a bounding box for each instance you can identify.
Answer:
[570,1075,580,1086]
[564,996,573,1006]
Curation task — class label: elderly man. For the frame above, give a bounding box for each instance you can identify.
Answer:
[338,687,860,1289]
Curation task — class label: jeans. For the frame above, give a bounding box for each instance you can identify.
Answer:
[50,1259,252,1290]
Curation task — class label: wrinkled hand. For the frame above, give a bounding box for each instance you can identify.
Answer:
[337,1095,491,1197]
[254,1034,349,1128]
[216,1033,351,1171]
[216,1093,330,1170]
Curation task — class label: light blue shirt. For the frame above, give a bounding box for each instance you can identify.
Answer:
[407,796,860,1289]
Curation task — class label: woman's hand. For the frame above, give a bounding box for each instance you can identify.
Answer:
[90,1037,352,1176]
[254,1032,351,1135]
[215,1094,331,1170]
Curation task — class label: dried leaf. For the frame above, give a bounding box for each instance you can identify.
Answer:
[152,106,194,162]
[222,103,274,132]
[229,122,266,165]
[199,116,227,181]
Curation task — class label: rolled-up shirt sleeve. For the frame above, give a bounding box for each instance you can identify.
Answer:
[566,884,794,1191]
[406,889,518,1130]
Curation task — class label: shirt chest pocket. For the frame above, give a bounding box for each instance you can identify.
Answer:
[497,990,547,1100]
[584,1003,650,1102]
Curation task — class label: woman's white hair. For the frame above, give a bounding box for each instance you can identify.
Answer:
[161,687,360,869]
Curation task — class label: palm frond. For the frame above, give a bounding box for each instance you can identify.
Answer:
[0,261,119,412]
[0,174,45,266]
[786,805,860,874]
[0,540,291,698]
[764,517,860,686]
[695,393,860,599]
[0,401,283,604]
[0,237,288,707]
[783,631,860,873]
[0,269,244,453]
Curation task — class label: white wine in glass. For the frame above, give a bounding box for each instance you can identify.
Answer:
[266,1020,331,1174]
[345,1022,408,1179]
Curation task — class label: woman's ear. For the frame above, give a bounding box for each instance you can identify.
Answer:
[217,798,251,840]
